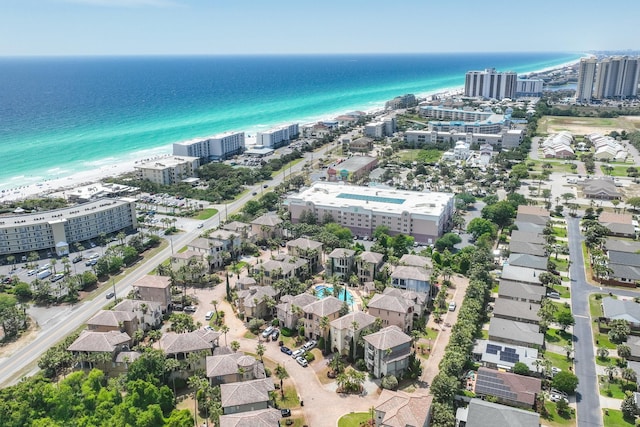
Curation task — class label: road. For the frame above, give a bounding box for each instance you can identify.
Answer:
[0,144,334,387]
[567,216,601,427]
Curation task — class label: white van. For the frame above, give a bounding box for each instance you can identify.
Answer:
[37,269,52,280]
[205,311,214,321]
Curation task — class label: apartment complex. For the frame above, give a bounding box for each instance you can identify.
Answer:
[0,198,137,257]
[419,106,492,122]
[364,117,396,139]
[255,123,299,149]
[595,56,640,99]
[286,182,454,244]
[464,68,517,100]
[134,155,200,185]
[172,131,245,162]
[576,57,598,102]
[515,78,544,97]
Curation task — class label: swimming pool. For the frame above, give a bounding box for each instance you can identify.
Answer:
[315,284,354,305]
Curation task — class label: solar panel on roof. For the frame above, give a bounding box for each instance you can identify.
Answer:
[500,352,520,363]
[486,344,501,354]
[503,347,517,353]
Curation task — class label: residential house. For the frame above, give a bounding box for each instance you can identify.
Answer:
[510,230,545,245]
[500,265,543,286]
[302,296,345,340]
[363,325,412,379]
[253,254,307,286]
[515,205,550,225]
[580,179,621,200]
[276,293,318,329]
[222,221,252,240]
[472,340,539,372]
[170,250,207,279]
[330,311,377,356]
[112,299,163,331]
[513,221,545,235]
[599,212,636,238]
[605,238,640,254]
[250,213,283,241]
[158,329,220,371]
[356,251,385,283]
[455,398,540,427]
[236,286,279,321]
[187,237,225,270]
[209,229,243,259]
[86,309,139,338]
[498,280,545,304]
[114,351,142,373]
[493,299,541,325]
[506,254,548,271]
[391,265,430,293]
[488,318,544,348]
[286,237,323,273]
[508,240,546,257]
[220,378,274,415]
[382,287,428,317]
[473,367,542,409]
[367,292,414,332]
[67,330,131,371]
[206,352,266,385]
[374,389,432,427]
[133,275,172,311]
[219,408,282,427]
[608,257,640,285]
[236,276,257,291]
[398,254,432,269]
[625,338,640,362]
[327,248,356,280]
[601,297,640,329]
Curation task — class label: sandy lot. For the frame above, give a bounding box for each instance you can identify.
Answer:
[539,115,640,136]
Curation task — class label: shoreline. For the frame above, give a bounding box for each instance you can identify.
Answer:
[0,58,582,202]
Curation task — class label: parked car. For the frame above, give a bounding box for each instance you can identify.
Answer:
[448,301,457,311]
[85,259,98,267]
[292,349,305,358]
[27,269,36,276]
[303,340,317,351]
[51,273,65,282]
[205,311,214,321]
[296,356,308,367]
[184,306,197,313]
[281,409,291,417]
[72,256,83,263]
[280,346,293,355]
[547,291,560,299]
[270,329,280,340]
[262,326,275,338]
[106,291,115,299]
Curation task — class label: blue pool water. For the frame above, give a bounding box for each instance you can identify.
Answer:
[315,285,354,305]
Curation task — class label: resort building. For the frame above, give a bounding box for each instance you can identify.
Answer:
[404,128,523,149]
[364,117,396,139]
[286,182,454,245]
[385,94,417,110]
[576,57,598,102]
[327,156,378,182]
[464,68,517,100]
[134,155,200,186]
[363,325,412,378]
[0,198,137,257]
[330,311,377,356]
[172,131,245,162]
[594,56,640,100]
[419,106,492,122]
[133,275,172,311]
[515,78,544,98]
[255,123,299,149]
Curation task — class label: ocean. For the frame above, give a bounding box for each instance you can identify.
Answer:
[0,52,581,189]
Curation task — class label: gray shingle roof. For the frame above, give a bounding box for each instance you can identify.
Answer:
[399,254,432,268]
[605,238,640,253]
[251,213,283,227]
[328,248,356,259]
[303,296,344,317]
[219,408,282,427]
[508,240,546,257]
[87,310,136,327]
[67,330,131,353]
[488,318,544,347]
[609,251,640,268]
[493,299,541,323]
[159,329,220,355]
[360,251,385,264]
[498,280,545,303]
[506,253,548,270]
[367,293,411,314]
[510,230,544,245]
[287,237,323,251]
[391,265,430,282]
[134,274,171,289]
[610,264,640,281]
[602,297,640,323]
[500,265,543,285]
[220,378,274,408]
[363,325,411,350]
[459,398,540,427]
[330,311,377,330]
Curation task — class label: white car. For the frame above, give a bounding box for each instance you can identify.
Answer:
[448,301,457,311]
[262,326,274,338]
[292,349,305,358]
[296,356,308,367]
[303,340,317,351]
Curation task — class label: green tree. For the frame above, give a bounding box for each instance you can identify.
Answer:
[168,313,197,333]
[556,310,575,331]
[274,364,289,399]
[466,218,497,241]
[617,344,632,360]
[431,373,458,404]
[608,319,631,344]
[552,371,579,395]
[512,362,530,376]
[621,393,639,420]
[434,233,462,252]
[481,201,516,228]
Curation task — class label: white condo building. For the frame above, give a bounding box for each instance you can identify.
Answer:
[594,56,640,100]
[255,124,299,149]
[134,156,200,186]
[0,198,137,257]
[576,57,597,102]
[515,78,544,97]
[464,68,517,100]
[285,182,454,244]
[172,131,245,162]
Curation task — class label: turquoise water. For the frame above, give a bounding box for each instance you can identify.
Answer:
[316,285,354,305]
[0,53,581,189]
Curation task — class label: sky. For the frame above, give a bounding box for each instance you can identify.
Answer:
[1,0,638,56]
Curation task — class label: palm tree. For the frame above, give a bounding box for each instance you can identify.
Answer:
[256,342,266,363]
[274,364,289,399]
[350,320,359,361]
[211,299,219,321]
[220,324,230,347]
[319,316,330,353]
[230,340,240,352]
[621,367,637,385]
[50,258,57,274]
[605,363,618,383]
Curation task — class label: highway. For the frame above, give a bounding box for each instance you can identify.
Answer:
[0,143,333,387]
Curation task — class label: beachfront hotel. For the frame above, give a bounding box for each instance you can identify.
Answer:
[576,58,598,102]
[0,198,137,257]
[172,131,245,163]
[285,182,454,244]
[134,155,200,186]
[464,68,517,100]
[594,56,640,100]
[255,123,299,149]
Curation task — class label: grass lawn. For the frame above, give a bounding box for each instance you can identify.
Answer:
[243,331,256,339]
[194,208,218,220]
[595,356,623,367]
[338,412,372,427]
[553,258,569,272]
[423,327,440,341]
[543,401,576,427]
[491,283,499,294]
[274,384,301,408]
[600,165,633,177]
[589,294,606,318]
[398,148,442,163]
[478,329,489,340]
[545,328,573,348]
[599,376,637,399]
[551,284,571,299]
[595,331,618,349]
[552,226,568,238]
[544,351,573,372]
[603,408,635,427]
